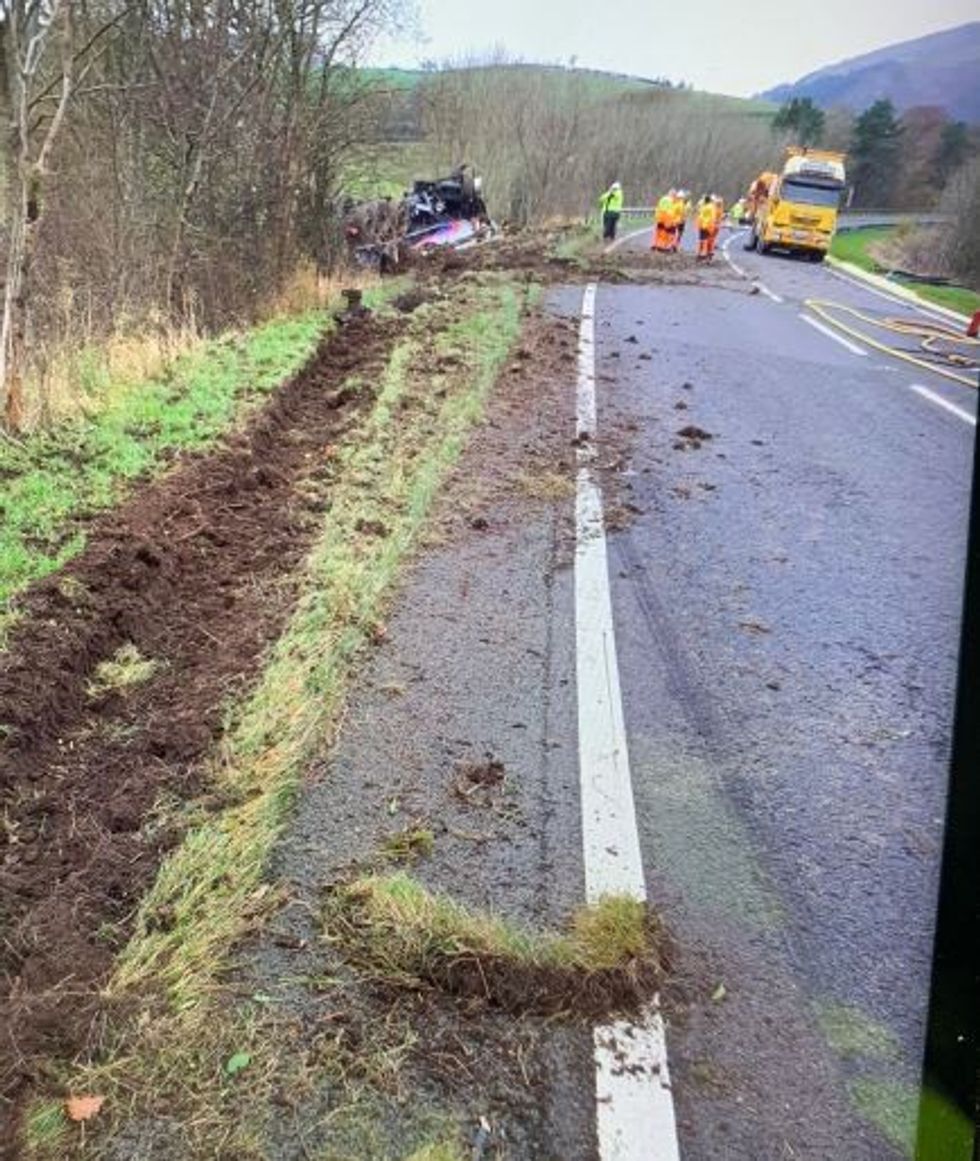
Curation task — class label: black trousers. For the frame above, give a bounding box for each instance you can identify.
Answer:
[602,211,620,240]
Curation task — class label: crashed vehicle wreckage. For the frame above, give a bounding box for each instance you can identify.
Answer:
[343,164,495,270]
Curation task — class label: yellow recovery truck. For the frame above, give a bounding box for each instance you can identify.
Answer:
[746,147,847,262]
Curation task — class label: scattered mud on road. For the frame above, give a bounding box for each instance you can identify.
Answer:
[0,312,405,1129]
[417,226,739,291]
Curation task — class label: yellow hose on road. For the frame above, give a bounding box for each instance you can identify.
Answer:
[804,299,979,388]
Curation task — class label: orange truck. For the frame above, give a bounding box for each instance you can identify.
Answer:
[744,148,847,261]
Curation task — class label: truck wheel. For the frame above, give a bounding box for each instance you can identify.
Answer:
[744,231,758,252]
[810,251,825,264]
[758,235,771,255]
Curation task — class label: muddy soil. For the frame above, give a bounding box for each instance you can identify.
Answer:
[225,305,615,1161]
[0,311,406,1138]
[416,227,726,289]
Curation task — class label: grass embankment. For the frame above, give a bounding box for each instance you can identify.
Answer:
[23,274,527,1159]
[0,307,347,642]
[831,228,980,317]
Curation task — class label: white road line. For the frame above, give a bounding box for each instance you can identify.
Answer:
[720,235,748,278]
[799,313,868,357]
[606,224,651,253]
[910,383,977,426]
[576,283,680,1161]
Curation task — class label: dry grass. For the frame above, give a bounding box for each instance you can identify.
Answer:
[402,1142,465,1161]
[516,467,575,501]
[382,824,436,864]
[86,643,162,698]
[29,314,201,428]
[261,261,382,318]
[20,264,385,431]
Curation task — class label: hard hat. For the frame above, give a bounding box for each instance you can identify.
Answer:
[611,181,622,190]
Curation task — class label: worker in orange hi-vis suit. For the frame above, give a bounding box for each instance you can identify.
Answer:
[706,195,724,259]
[651,190,677,252]
[695,197,713,260]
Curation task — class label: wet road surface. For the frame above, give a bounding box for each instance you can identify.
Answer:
[588,227,972,1156]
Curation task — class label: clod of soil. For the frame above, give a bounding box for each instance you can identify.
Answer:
[451,757,506,808]
[677,425,713,441]
[324,874,669,1020]
[392,289,429,314]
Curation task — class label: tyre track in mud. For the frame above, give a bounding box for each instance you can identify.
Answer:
[0,311,405,1128]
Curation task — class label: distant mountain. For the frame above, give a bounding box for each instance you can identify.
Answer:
[760,22,980,123]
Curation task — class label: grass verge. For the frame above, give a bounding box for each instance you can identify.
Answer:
[0,280,404,644]
[0,315,322,636]
[26,273,524,1159]
[831,228,980,317]
[325,872,665,1017]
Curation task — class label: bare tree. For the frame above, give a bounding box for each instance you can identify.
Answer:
[1,0,76,426]
[0,0,409,428]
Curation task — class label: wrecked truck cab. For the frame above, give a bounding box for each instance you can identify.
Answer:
[344,165,494,270]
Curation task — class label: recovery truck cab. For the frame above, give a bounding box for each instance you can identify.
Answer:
[748,148,847,261]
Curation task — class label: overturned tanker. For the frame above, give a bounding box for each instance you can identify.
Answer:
[344,164,494,270]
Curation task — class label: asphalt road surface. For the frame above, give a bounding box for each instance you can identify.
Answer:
[584,223,973,1157]
[255,227,974,1160]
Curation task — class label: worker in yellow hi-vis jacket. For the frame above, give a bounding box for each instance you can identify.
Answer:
[599,182,624,240]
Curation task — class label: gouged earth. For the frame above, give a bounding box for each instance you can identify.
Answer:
[0,236,723,1157]
[0,310,405,1143]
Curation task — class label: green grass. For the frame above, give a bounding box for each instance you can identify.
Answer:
[0,312,330,637]
[23,1102,68,1153]
[382,824,436,864]
[830,227,892,273]
[39,276,524,1159]
[402,1141,465,1161]
[341,141,438,200]
[911,282,980,316]
[327,872,660,1000]
[831,228,980,316]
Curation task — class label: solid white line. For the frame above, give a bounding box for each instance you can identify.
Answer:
[799,313,868,357]
[575,283,680,1161]
[720,235,747,278]
[910,383,977,426]
[606,224,651,253]
[755,283,783,303]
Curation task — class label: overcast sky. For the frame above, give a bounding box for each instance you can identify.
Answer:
[370,3,977,96]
